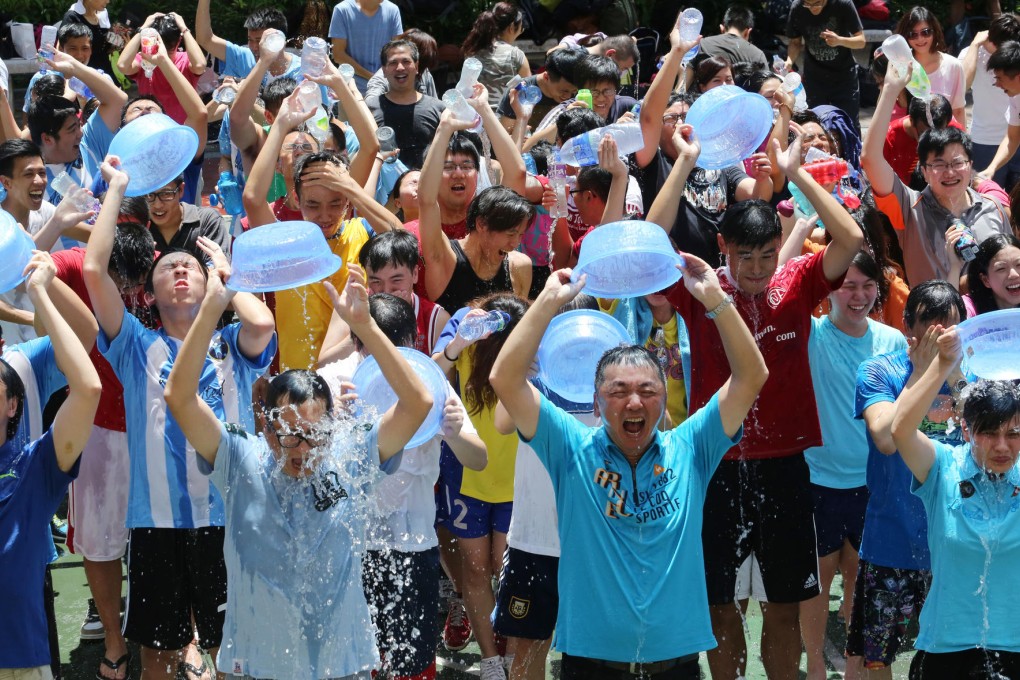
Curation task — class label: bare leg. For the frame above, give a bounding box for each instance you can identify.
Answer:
[437,525,463,594]
[140,646,185,680]
[759,601,801,680]
[707,600,749,680]
[510,637,552,680]
[83,558,128,680]
[800,551,840,680]
[838,540,861,625]
[459,534,499,659]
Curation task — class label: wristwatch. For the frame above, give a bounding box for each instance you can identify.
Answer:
[705,294,734,319]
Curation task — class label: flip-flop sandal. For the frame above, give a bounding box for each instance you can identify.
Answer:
[178,659,211,680]
[97,652,130,680]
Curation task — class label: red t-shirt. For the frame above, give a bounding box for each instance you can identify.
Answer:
[883,116,965,185]
[665,251,841,460]
[402,218,468,301]
[413,293,444,355]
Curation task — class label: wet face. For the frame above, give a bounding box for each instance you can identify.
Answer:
[247,29,266,60]
[60,36,93,65]
[147,252,207,309]
[905,307,961,346]
[700,67,733,92]
[123,98,163,125]
[659,101,690,159]
[992,69,1020,97]
[439,153,478,212]
[799,122,831,159]
[395,170,420,214]
[145,181,183,229]
[980,245,1020,309]
[279,131,317,186]
[588,80,618,119]
[594,363,666,456]
[1,155,47,213]
[758,78,784,111]
[43,114,83,164]
[264,399,332,478]
[828,265,878,326]
[722,238,781,296]
[964,415,1020,475]
[366,263,417,304]
[906,21,934,54]
[299,164,349,238]
[920,143,972,202]
[572,186,604,225]
[477,218,527,257]
[383,46,418,94]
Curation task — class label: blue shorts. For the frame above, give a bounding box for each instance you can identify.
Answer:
[493,547,559,640]
[437,475,512,538]
[812,484,869,556]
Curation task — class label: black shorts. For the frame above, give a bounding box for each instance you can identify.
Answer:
[362,547,439,676]
[909,649,1020,679]
[123,527,227,650]
[703,454,820,605]
[493,547,558,640]
[812,484,869,556]
[846,558,930,668]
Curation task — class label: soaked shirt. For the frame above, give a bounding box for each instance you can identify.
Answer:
[913,443,1020,653]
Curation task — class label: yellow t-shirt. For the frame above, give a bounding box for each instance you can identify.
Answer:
[456,349,518,504]
[275,218,371,371]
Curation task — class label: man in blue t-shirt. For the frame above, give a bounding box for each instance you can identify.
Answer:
[194,1,289,81]
[1,251,101,677]
[847,280,967,676]
[329,0,404,94]
[490,260,768,677]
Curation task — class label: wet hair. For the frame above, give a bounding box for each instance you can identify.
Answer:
[965,233,1020,315]
[842,249,887,312]
[262,77,298,116]
[988,40,1020,77]
[245,8,288,33]
[447,131,482,166]
[390,169,420,210]
[111,222,156,288]
[293,150,349,200]
[398,28,438,71]
[558,292,598,313]
[0,358,25,441]
[81,97,99,124]
[380,39,419,67]
[594,345,665,391]
[988,14,1020,49]
[144,247,209,297]
[33,73,67,102]
[723,5,755,31]
[26,95,79,148]
[791,110,839,155]
[895,7,948,54]
[908,93,952,130]
[545,48,585,84]
[119,94,164,128]
[666,90,694,110]
[359,229,421,273]
[903,279,967,328]
[598,35,639,65]
[153,15,182,50]
[732,64,780,94]
[849,191,903,275]
[917,126,973,165]
[265,369,333,417]
[575,166,613,202]
[462,2,524,56]
[119,195,151,225]
[0,139,43,178]
[691,54,732,92]
[351,293,417,350]
[526,140,555,175]
[556,107,603,142]
[57,22,92,47]
[580,55,623,90]
[719,199,781,249]
[960,380,1020,436]
[463,293,528,414]
[466,185,535,233]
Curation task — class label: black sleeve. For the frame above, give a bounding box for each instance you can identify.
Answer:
[837,0,864,35]
[786,4,804,38]
[722,165,750,201]
[496,88,516,120]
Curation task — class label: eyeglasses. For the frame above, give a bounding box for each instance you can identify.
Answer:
[145,187,180,203]
[443,162,478,173]
[662,113,685,126]
[924,158,971,173]
[907,27,934,40]
[283,142,317,154]
[272,428,329,449]
[590,87,617,98]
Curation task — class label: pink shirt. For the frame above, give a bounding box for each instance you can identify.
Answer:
[131,50,198,124]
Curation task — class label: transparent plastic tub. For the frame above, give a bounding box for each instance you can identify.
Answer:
[685,85,773,170]
[571,220,684,298]
[0,209,35,293]
[537,310,631,403]
[227,221,342,293]
[957,308,1020,380]
[108,113,199,197]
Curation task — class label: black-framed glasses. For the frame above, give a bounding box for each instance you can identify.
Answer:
[908,27,934,40]
[590,87,618,98]
[662,113,685,125]
[272,429,329,449]
[145,187,180,203]
[443,162,478,173]
[924,158,971,173]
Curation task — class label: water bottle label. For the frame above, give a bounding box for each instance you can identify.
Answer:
[574,137,598,166]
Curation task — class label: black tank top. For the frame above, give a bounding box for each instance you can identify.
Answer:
[435,240,514,312]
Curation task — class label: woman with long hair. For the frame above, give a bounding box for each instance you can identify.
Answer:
[462,2,531,110]
[686,53,734,93]
[895,7,967,125]
[957,233,1020,317]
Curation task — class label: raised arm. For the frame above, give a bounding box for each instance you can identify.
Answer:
[82,158,131,341]
[890,325,959,484]
[32,277,99,353]
[147,35,208,160]
[309,62,381,187]
[490,269,586,439]
[325,265,433,460]
[598,135,629,224]
[230,33,281,162]
[645,124,699,233]
[635,16,697,169]
[46,49,127,134]
[169,12,207,76]
[31,195,94,252]
[775,135,864,282]
[163,258,235,464]
[470,84,527,195]
[26,251,101,472]
[195,0,230,62]
[861,61,910,196]
[299,157,400,234]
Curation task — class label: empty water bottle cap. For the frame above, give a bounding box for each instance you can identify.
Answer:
[537,310,631,403]
[338,63,355,81]
[571,221,685,298]
[108,113,199,197]
[263,31,286,54]
[957,309,1020,380]
[351,347,449,448]
[0,210,35,293]
[227,221,342,293]
[685,85,773,171]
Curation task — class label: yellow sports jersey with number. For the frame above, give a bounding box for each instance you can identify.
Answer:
[275,219,371,371]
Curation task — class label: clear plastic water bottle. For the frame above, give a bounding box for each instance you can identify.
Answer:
[457,310,511,341]
[772,55,787,76]
[558,122,643,167]
[954,220,979,262]
[215,171,244,216]
[515,81,542,106]
[678,8,702,64]
[139,28,159,79]
[213,85,237,105]
[522,152,537,175]
[877,34,931,100]
[51,172,101,224]
[306,106,330,145]
[547,150,569,219]
[37,25,57,63]
[297,80,321,113]
[377,126,397,161]
[300,36,328,79]
[0,183,8,203]
[262,31,286,57]
[631,101,642,115]
[456,57,483,99]
[338,63,355,82]
[442,89,482,130]
[782,72,807,112]
[68,77,93,99]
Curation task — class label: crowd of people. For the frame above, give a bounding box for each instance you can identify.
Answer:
[3,0,1020,679]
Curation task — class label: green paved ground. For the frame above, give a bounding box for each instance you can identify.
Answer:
[50,548,916,679]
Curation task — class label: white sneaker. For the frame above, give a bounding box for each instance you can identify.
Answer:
[79,598,104,641]
[479,656,507,680]
[502,653,515,673]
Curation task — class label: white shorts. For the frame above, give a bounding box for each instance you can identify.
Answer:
[68,425,130,561]
[0,667,54,680]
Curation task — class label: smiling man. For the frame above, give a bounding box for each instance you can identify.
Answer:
[490,259,767,680]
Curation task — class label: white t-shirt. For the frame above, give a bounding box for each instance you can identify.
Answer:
[960,45,1012,145]
[926,52,967,113]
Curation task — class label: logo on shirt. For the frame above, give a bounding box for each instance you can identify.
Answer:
[312,470,349,511]
[509,597,530,619]
[0,470,15,480]
[653,464,666,476]
[593,466,631,519]
[767,286,787,309]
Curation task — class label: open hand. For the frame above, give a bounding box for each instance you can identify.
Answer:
[542,268,587,308]
[100,155,129,186]
[773,134,804,177]
[678,251,724,308]
[325,263,371,326]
